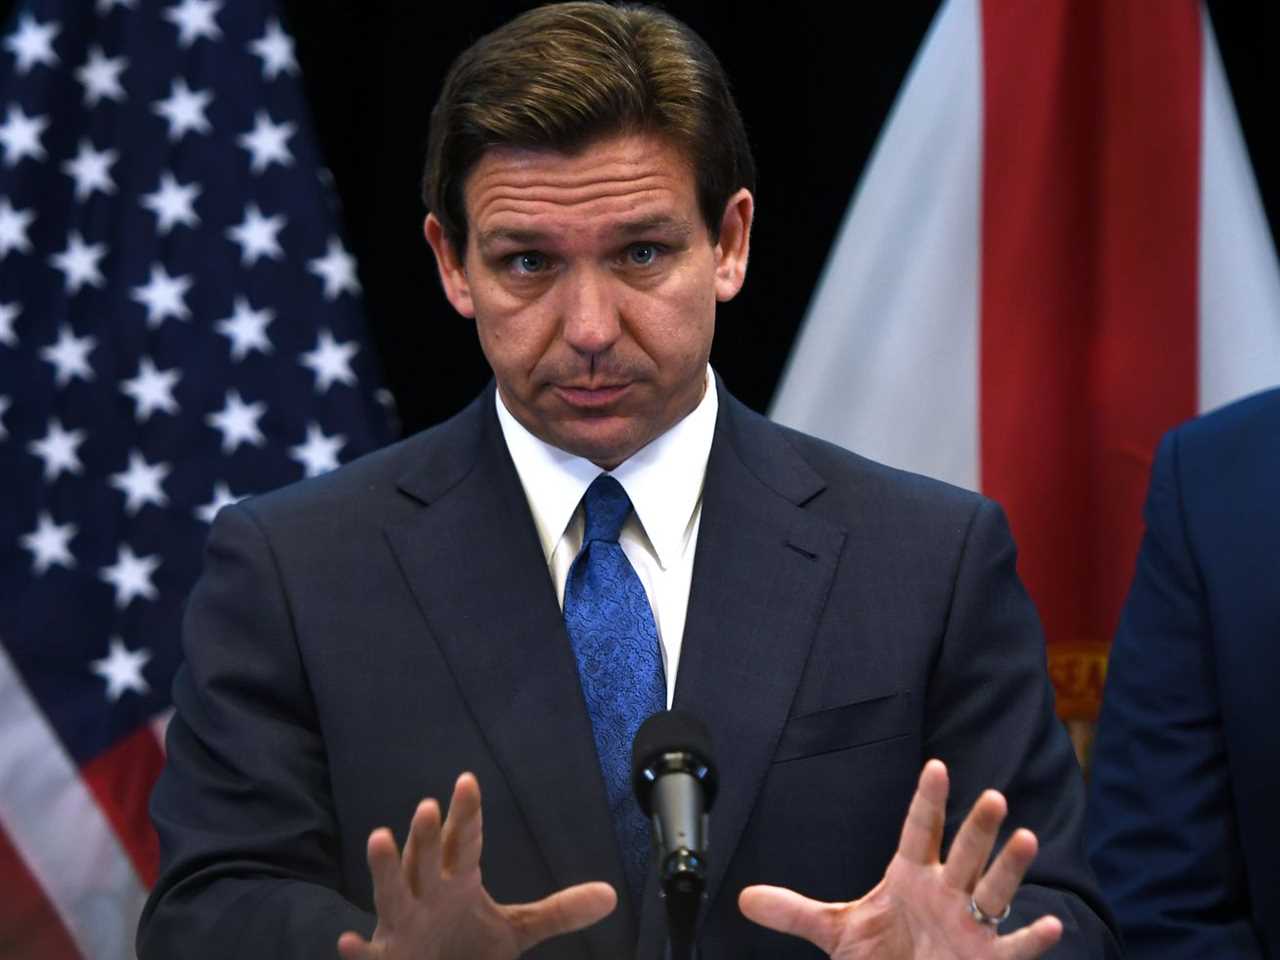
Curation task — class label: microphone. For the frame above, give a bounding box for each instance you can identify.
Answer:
[632,710,717,958]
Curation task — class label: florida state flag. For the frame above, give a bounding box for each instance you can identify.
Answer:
[772,0,1280,722]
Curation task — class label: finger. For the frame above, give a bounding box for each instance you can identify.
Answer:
[897,759,949,865]
[366,827,406,927]
[440,772,484,877]
[506,881,618,952]
[401,799,443,898]
[994,914,1064,960]
[336,931,377,960]
[940,789,1007,891]
[973,828,1039,921]
[738,885,844,955]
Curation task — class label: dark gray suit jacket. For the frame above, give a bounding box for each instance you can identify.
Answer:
[138,383,1120,958]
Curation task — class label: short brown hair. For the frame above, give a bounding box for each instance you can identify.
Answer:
[423,2,756,253]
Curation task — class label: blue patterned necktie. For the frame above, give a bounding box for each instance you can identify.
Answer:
[563,474,666,906]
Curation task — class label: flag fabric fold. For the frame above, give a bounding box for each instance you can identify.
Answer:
[0,1,391,955]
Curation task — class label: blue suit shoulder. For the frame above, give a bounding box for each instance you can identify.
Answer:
[1166,385,1280,501]
[1162,386,1280,548]
[229,391,489,534]
[733,395,991,534]
[1176,384,1280,449]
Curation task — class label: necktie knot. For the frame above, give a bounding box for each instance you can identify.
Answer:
[582,474,631,544]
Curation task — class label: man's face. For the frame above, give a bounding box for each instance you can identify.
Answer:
[425,133,752,468]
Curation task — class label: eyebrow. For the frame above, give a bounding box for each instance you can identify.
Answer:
[614,216,695,242]
[476,216,696,253]
[476,228,547,252]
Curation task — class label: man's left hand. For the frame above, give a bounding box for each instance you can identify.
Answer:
[739,760,1063,959]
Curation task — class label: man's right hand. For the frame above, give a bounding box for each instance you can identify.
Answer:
[337,773,616,960]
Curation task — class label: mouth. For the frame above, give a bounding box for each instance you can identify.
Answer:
[552,382,631,410]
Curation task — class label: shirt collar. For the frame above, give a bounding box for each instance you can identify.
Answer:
[495,367,718,571]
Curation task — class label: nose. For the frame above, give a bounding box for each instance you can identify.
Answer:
[558,266,622,356]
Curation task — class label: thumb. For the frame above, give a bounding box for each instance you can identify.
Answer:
[335,930,380,960]
[739,884,842,954]
[506,881,617,952]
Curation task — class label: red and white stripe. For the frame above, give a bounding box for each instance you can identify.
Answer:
[771,0,1280,719]
[0,646,165,957]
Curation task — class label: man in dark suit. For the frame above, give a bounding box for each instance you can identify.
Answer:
[1088,386,1280,958]
[138,4,1118,958]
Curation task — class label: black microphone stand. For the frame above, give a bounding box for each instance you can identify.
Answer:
[632,711,717,960]
[662,848,704,960]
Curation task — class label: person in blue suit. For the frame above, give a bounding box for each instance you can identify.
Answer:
[139,4,1118,958]
[1088,386,1280,957]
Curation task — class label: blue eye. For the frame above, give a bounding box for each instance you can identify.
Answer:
[512,252,547,274]
[628,244,659,266]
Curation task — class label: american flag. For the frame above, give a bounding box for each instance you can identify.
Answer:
[0,1,392,955]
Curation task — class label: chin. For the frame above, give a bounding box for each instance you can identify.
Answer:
[555,426,641,470]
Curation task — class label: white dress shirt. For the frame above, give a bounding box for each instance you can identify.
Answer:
[495,368,719,707]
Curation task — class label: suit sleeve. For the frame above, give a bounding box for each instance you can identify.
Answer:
[137,502,376,959]
[926,497,1122,958]
[1086,431,1264,957]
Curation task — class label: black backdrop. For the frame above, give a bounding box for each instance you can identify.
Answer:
[4,1,1274,437]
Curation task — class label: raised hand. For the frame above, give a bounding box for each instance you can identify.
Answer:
[337,773,616,960]
[739,760,1063,959]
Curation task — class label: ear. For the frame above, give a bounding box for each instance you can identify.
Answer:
[712,188,754,302]
[424,213,476,318]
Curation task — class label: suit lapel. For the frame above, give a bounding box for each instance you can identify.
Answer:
[384,391,637,957]
[637,390,848,956]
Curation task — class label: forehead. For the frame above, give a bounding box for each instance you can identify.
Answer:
[464,133,700,245]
